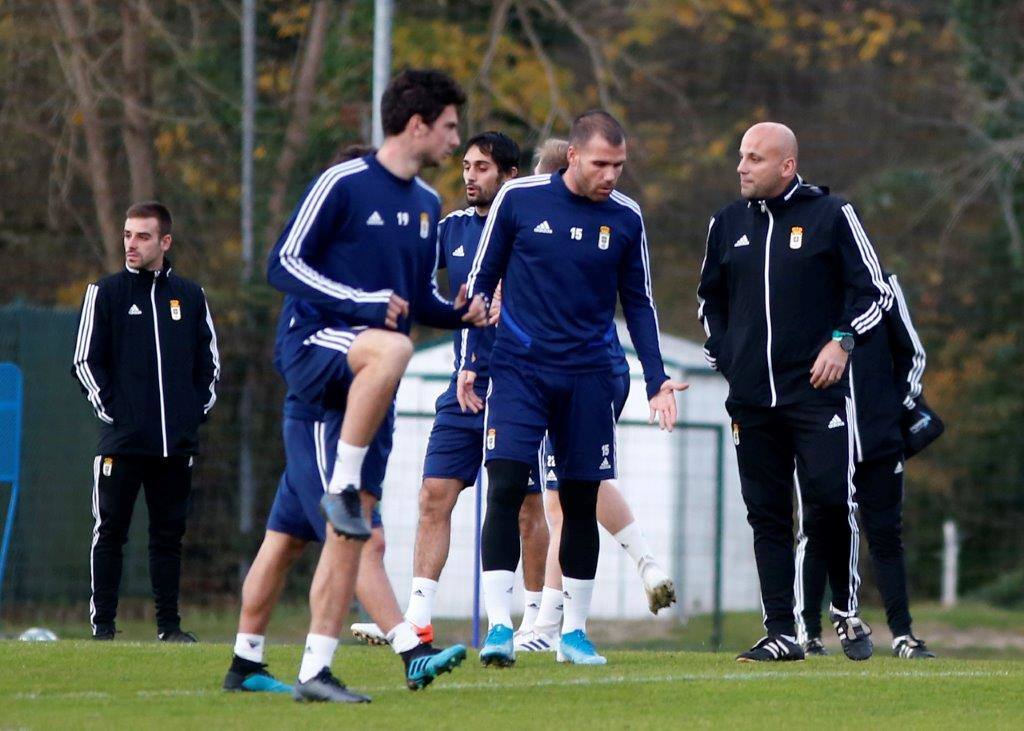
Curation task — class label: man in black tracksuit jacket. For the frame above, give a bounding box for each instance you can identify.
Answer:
[797,270,935,659]
[72,202,219,641]
[697,123,893,662]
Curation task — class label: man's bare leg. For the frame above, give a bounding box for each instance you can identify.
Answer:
[323,331,413,538]
[234,531,307,653]
[516,492,549,633]
[598,480,676,614]
[403,477,463,630]
[295,529,364,683]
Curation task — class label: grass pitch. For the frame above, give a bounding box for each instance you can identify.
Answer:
[2,640,1023,729]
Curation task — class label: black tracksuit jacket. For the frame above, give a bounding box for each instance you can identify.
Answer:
[697,176,893,408]
[849,271,927,462]
[72,260,219,457]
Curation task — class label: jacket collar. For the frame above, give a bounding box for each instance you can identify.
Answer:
[125,257,173,280]
[749,175,828,211]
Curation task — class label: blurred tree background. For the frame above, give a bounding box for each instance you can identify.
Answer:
[1,0,1021,607]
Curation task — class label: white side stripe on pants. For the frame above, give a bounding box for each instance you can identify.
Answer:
[89,456,102,633]
[792,465,808,643]
[844,397,861,614]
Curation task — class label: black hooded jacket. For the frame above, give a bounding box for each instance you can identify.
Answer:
[697,176,893,408]
[72,260,219,457]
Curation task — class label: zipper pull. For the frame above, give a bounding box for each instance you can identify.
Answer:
[759,200,768,213]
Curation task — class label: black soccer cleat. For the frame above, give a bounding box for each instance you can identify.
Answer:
[736,635,805,663]
[803,636,828,656]
[892,634,936,660]
[223,656,292,693]
[830,610,872,661]
[319,489,371,541]
[158,628,198,643]
[92,625,116,641]
[292,667,371,703]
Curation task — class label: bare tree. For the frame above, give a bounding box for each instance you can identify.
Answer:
[51,0,121,270]
[121,1,156,203]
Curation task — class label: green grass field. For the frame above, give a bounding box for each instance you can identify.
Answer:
[2,639,1024,729]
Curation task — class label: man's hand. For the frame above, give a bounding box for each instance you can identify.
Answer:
[810,339,849,389]
[453,283,468,310]
[648,380,689,432]
[462,294,488,327]
[384,293,410,330]
[456,369,484,413]
[488,281,503,326]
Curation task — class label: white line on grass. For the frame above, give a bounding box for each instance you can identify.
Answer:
[7,668,1013,701]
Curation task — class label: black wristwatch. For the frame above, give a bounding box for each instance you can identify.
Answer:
[832,330,855,354]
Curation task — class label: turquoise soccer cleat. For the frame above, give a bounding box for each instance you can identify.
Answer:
[223,660,293,693]
[479,624,516,667]
[556,630,607,665]
[405,644,467,690]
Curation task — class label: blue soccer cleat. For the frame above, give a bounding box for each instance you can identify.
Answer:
[405,644,467,690]
[479,624,516,667]
[557,630,607,665]
[223,659,293,693]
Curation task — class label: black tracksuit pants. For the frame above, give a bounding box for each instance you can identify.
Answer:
[90,454,192,634]
[729,394,858,638]
[798,452,912,639]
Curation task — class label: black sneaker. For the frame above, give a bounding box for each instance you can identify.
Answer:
[830,610,872,661]
[223,656,293,693]
[736,635,805,663]
[803,637,828,656]
[158,628,198,643]
[92,626,116,641]
[892,634,936,659]
[319,489,371,541]
[292,667,371,703]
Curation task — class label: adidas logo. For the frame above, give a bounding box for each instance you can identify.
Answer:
[828,415,845,429]
[452,245,465,257]
[528,476,535,486]
[599,457,611,470]
[894,462,904,474]
[366,211,384,226]
[533,220,553,234]
[128,304,142,316]
[527,602,540,609]
[546,469,556,482]
[506,586,514,594]
[413,589,425,597]
[247,639,259,648]
[734,234,750,247]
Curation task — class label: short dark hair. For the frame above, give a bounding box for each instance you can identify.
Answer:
[333,144,377,165]
[125,201,172,237]
[465,131,520,174]
[381,69,467,137]
[568,110,626,149]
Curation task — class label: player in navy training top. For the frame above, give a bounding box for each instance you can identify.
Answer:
[231,70,486,702]
[510,140,676,655]
[463,111,687,667]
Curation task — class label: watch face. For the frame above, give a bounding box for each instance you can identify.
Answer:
[841,335,855,353]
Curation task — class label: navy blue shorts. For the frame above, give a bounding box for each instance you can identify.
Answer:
[542,371,631,490]
[485,359,619,482]
[423,378,542,492]
[280,325,367,411]
[266,408,392,542]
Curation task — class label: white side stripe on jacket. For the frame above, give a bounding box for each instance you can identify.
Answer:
[278,159,393,305]
[610,189,662,345]
[465,174,551,298]
[841,205,893,333]
[73,284,114,424]
[889,274,926,404]
[201,290,220,414]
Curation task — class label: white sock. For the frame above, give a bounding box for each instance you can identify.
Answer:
[562,576,595,634]
[613,522,654,570]
[532,585,564,634]
[387,621,421,654]
[404,577,438,628]
[298,633,338,682]
[519,590,543,632]
[233,633,265,663]
[328,441,368,494]
[482,570,515,629]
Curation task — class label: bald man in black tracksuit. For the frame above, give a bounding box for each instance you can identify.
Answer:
[697,122,893,663]
[797,271,936,660]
